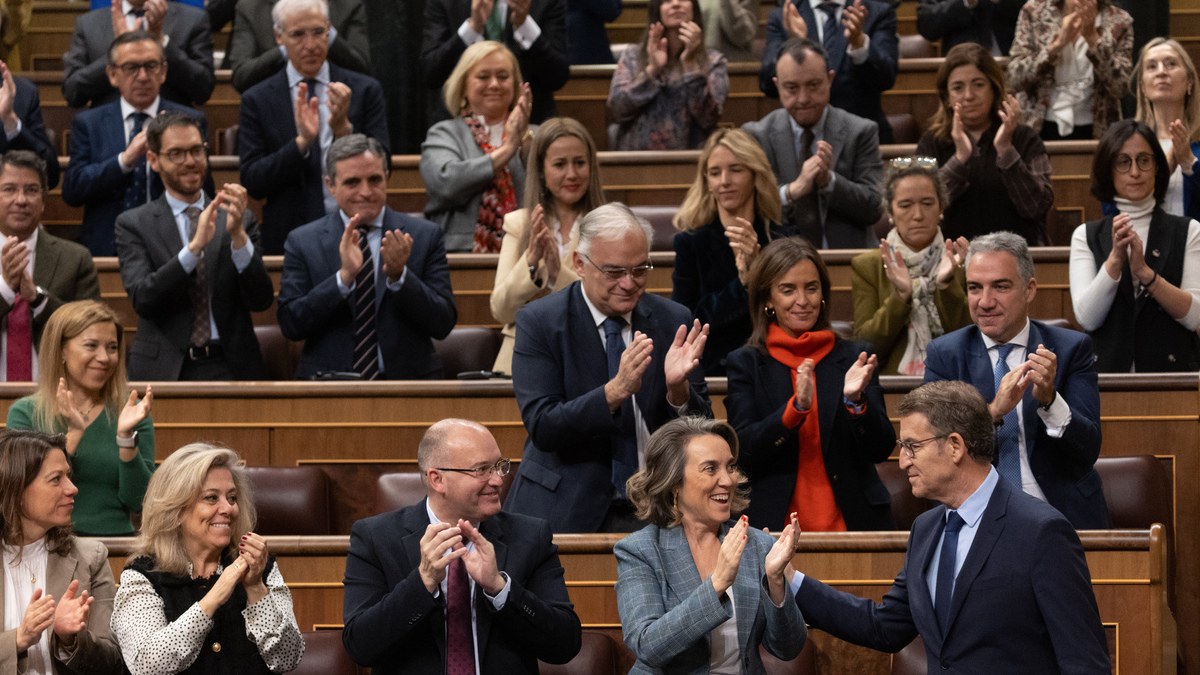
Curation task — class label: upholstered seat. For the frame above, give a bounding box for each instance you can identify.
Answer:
[246,466,333,535]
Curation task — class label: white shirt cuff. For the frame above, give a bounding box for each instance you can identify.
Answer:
[511,15,541,50]
[118,151,133,173]
[483,572,512,609]
[385,266,406,291]
[847,33,870,64]
[177,247,198,274]
[779,184,790,207]
[822,172,838,195]
[336,271,354,297]
[458,19,485,46]
[1036,392,1072,437]
[0,274,15,305]
[231,239,254,273]
[788,571,805,597]
[327,25,338,46]
[5,117,21,141]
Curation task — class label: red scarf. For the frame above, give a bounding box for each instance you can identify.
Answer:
[461,107,517,253]
[764,324,846,532]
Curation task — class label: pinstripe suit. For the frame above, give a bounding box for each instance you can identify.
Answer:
[615,524,806,674]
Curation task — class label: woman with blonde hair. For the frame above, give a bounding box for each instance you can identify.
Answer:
[489,118,605,373]
[671,128,787,375]
[111,443,303,675]
[1129,37,1200,220]
[6,300,153,537]
[421,40,533,253]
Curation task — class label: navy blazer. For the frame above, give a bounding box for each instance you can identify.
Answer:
[922,320,1111,529]
[2,78,60,190]
[794,477,1111,674]
[916,0,1025,56]
[342,500,583,674]
[61,99,208,256]
[759,0,898,144]
[506,282,712,533]
[566,0,621,64]
[237,64,390,255]
[725,339,895,532]
[276,207,456,379]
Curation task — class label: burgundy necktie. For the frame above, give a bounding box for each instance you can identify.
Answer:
[445,557,475,675]
[6,295,31,381]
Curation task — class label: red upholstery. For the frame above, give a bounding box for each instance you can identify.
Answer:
[891,636,927,675]
[1095,455,1175,608]
[886,113,921,144]
[630,205,680,251]
[432,326,503,377]
[876,461,939,530]
[898,35,936,59]
[539,631,623,675]
[254,324,300,380]
[245,466,333,535]
[373,470,516,515]
[291,630,359,675]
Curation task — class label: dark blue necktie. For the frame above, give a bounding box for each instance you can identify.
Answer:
[817,2,840,52]
[123,111,148,211]
[302,78,323,176]
[935,511,965,633]
[351,226,379,380]
[604,317,638,496]
[993,344,1023,490]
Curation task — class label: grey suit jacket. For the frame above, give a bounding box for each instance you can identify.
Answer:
[419,117,530,253]
[62,3,215,108]
[615,525,806,674]
[227,0,371,93]
[0,228,100,352]
[114,195,275,380]
[0,538,123,675]
[743,107,883,249]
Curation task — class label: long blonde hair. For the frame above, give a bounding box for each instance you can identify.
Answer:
[32,300,128,432]
[1134,38,1200,142]
[442,41,524,117]
[674,129,781,232]
[517,118,606,254]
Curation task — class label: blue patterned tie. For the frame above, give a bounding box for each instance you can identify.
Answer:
[817,2,840,53]
[352,226,379,380]
[935,511,965,633]
[123,112,148,211]
[604,317,638,496]
[993,344,1023,490]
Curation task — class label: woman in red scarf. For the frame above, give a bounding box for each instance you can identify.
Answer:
[725,238,896,532]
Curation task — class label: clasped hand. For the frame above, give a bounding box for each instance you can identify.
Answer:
[418,520,505,597]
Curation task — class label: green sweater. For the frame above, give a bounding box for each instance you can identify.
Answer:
[7,396,155,536]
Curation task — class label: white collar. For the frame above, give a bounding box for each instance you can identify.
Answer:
[338,207,386,230]
[286,60,331,88]
[579,284,634,330]
[120,96,160,121]
[979,318,1031,353]
[164,190,205,216]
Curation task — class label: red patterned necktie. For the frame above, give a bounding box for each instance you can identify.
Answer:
[6,295,31,381]
[445,556,475,675]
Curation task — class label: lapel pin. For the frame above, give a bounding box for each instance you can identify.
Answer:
[1152,249,1160,257]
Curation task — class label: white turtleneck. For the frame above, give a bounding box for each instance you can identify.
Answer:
[1069,195,1200,335]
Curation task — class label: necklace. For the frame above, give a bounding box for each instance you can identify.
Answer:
[79,400,97,421]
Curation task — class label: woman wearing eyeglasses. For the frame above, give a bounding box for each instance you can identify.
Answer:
[725,238,895,532]
[1069,119,1200,372]
[850,158,971,376]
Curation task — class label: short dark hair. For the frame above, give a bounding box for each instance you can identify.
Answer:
[1090,119,1170,204]
[775,37,828,72]
[145,111,204,154]
[746,237,832,353]
[0,150,47,193]
[107,30,164,65]
[896,380,994,464]
[326,134,389,182]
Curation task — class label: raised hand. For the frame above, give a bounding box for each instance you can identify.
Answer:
[293,82,320,153]
[121,129,149,168]
[188,192,222,256]
[1051,10,1083,55]
[646,23,669,77]
[1025,344,1057,407]
[879,239,912,302]
[525,204,548,268]
[199,557,250,616]
[841,0,868,50]
[1127,227,1151,280]
[0,62,17,134]
[764,512,799,604]
[711,516,748,596]
[457,519,506,595]
[17,589,54,652]
[417,521,466,594]
[813,140,833,188]
[990,360,1032,422]
[994,94,1022,157]
[936,236,969,287]
[338,214,365,287]
[951,104,973,164]
[793,358,815,411]
[679,21,706,73]
[53,580,93,643]
[1,235,29,298]
[508,0,530,28]
[724,217,760,286]
[606,331,654,410]
[843,352,877,403]
[782,1,807,39]
[664,319,709,390]
[503,84,532,149]
[111,1,131,36]
[219,184,250,248]
[55,378,88,433]
[327,82,354,137]
[1104,214,1133,279]
[116,386,152,441]
[1075,0,1098,47]
[144,0,167,39]
[238,532,270,592]
[380,229,414,282]
[469,0,495,34]
[1169,119,1196,174]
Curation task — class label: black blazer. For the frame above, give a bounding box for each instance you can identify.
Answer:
[2,78,60,190]
[916,0,1025,56]
[566,0,621,64]
[342,500,583,674]
[725,338,895,531]
[114,195,275,380]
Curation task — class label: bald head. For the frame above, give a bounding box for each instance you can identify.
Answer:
[419,419,506,524]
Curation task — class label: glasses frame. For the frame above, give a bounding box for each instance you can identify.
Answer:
[889,156,939,170]
[160,143,209,164]
[435,458,511,479]
[1114,153,1156,175]
[113,59,165,76]
[896,434,948,459]
[580,253,653,282]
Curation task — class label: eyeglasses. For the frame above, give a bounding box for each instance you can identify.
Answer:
[895,435,947,458]
[1114,153,1155,174]
[285,27,330,41]
[113,60,164,76]
[581,254,653,281]
[160,144,208,163]
[435,458,511,479]
[889,156,938,169]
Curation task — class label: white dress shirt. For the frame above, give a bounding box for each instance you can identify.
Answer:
[805,0,870,62]
[3,541,50,674]
[457,0,542,51]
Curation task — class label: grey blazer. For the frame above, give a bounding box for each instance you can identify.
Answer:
[615,524,806,674]
[743,107,883,249]
[419,117,531,253]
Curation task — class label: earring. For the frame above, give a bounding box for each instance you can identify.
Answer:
[821,300,826,309]
[765,306,776,318]
[888,217,894,225]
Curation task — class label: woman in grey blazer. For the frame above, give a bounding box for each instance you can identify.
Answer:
[615,417,806,674]
[420,40,534,253]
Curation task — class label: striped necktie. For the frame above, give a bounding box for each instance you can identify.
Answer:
[352,226,380,379]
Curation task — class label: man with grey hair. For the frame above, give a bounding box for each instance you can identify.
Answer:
[237,0,388,254]
[922,231,1109,529]
[277,133,455,379]
[506,202,713,533]
[343,418,583,674]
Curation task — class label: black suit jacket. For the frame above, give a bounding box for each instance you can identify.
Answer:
[237,64,390,255]
[114,195,275,380]
[61,3,215,108]
[795,477,1111,674]
[916,0,1024,56]
[566,0,620,64]
[1,78,60,190]
[341,500,583,674]
[421,0,569,124]
[724,339,895,531]
[276,208,457,379]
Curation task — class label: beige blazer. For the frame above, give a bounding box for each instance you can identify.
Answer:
[0,538,122,674]
[489,208,581,374]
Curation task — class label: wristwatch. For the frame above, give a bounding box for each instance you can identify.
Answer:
[31,286,46,307]
[116,431,138,448]
[528,263,542,287]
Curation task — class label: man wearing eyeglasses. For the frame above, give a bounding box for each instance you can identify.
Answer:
[62,31,210,257]
[506,202,712,533]
[790,380,1110,673]
[114,112,274,381]
[238,0,389,255]
[343,418,583,675]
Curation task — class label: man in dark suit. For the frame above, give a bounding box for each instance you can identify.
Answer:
[238,0,389,255]
[791,379,1111,673]
[0,151,100,381]
[567,0,620,64]
[923,231,1110,529]
[62,0,214,108]
[916,0,1024,57]
[760,0,898,143]
[506,203,711,533]
[421,0,569,124]
[342,418,582,674]
[745,38,882,250]
[115,112,275,381]
[62,31,209,257]
[0,63,60,190]
[277,134,456,379]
